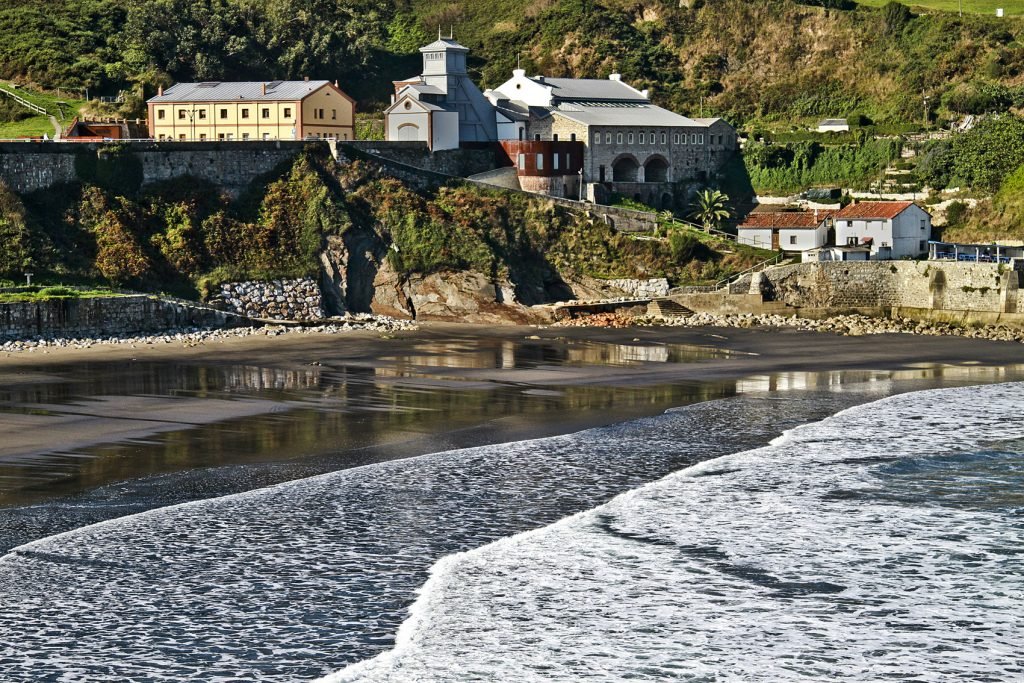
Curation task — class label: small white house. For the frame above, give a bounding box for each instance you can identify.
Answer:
[833,201,931,260]
[816,118,850,133]
[737,211,832,252]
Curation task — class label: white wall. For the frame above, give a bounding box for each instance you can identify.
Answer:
[779,226,826,252]
[891,204,930,259]
[432,111,460,151]
[738,228,773,250]
[387,111,429,143]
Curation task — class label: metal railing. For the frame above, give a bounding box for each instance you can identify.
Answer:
[712,252,786,290]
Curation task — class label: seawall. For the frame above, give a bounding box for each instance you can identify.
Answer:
[0,295,248,340]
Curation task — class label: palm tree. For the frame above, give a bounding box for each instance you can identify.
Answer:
[690,189,731,233]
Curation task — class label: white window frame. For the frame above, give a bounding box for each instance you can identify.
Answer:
[518,153,526,170]
[616,132,623,144]
[553,154,559,170]
[628,132,634,144]
[593,133,601,145]
[639,133,645,144]
[536,153,544,170]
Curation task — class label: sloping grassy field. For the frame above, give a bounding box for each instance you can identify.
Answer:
[857,0,1024,15]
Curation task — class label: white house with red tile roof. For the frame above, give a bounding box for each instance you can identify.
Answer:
[737,210,833,252]
[833,201,931,260]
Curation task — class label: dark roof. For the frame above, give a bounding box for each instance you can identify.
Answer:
[835,201,917,220]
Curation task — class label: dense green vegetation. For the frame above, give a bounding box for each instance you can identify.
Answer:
[730,138,901,194]
[2,0,1024,127]
[0,150,773,299]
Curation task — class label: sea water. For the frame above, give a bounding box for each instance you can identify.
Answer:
[0,376,1021,681]
[328,382,1024,682]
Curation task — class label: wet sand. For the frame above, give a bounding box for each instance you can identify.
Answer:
[1,321,1023,551]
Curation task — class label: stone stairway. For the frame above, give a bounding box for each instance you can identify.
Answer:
[647,298,692,318]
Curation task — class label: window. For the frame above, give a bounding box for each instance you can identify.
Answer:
[262,108,270,118]
[616,133,623,144]
[847,236,858,246]
[639,133,645,144]
[518,153,525,170]
[661,133,667,144]
[332,109,337,120]
[699,134,705,144]
[158,109,166,120]
[241,108,249,119]
[179,134,186,141]
[789,235,797,245]
[199,133,207,141]
[226,133,233,141]
[536,153,544,170]
[919,240,926,251]
[178,110,186,120]
[553,134,559,142]
[570,133,576,141]
[846,221,853,227]
[158,134,165,141]
[553,154,560,170]
[565,153,570,168]
[198,110,206,119]
[593,133,600,145]
[218,133,225,140]
[220,109,228,119]
[242,133,249,140]
[690,134,697,144]
[674,133,680,144]
[519,128,525,141]
[283,107,292,118]
[628,132,634,144]
[920,218,926,230]
[605,133,611,144]
[263,133,270,141]
[535,134,541,141]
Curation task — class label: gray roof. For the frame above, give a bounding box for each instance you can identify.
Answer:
[531,77,647,102]
[691,117,723,126]
[819,118,848,125]
[403,82,446,96]
[149,81,334,103]
[552,103,696,127]
[420,38,468,52]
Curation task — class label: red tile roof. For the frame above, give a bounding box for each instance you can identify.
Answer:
[737,211,833,230]
[834,201,916,220]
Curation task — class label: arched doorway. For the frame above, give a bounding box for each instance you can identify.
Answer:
[397,123,420,141]
[612,156,640,182]
[644,156,670,182]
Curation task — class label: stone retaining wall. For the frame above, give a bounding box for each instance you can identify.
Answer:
[0,141,310,195]
[0,295,241,340]
[757,261,1020,313]
[602,278,670,298]
[212,278,324,321]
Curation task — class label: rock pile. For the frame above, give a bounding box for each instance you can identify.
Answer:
[553,312,644,328]
[213,279,324,321]
[640,311,1024,343]
[0,314,416,355]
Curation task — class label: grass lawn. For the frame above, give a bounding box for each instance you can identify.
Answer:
[0,83,86,138]
[857,0,1024,15]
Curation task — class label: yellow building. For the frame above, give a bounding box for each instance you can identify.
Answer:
[147,79,355,142]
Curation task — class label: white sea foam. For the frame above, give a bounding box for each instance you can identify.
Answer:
[325,382,1024,682]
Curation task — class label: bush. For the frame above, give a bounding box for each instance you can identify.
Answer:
[945,201,968,226]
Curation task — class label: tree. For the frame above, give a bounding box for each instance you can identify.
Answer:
[690,190,731,232]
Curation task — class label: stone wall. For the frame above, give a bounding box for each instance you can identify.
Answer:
[344,141,495,177]
[212,278,324,321]
[602,278,670,298]
[755,261,1021,314]
[0,141,310,195]
[0,295,242,340]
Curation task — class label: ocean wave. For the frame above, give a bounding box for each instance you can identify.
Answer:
[325,382,1024,682]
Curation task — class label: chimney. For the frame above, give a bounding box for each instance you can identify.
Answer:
[609,73,621,81]
[334,80,339,87]
[814,208,819,223]
[262,83,267,95]
[157,85,163,96]
[536,75,545,83]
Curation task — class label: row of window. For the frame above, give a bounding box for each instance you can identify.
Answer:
[156,106,298,121]
[156,132,350,141]
[517,152,573,171]
[590,131,733,146]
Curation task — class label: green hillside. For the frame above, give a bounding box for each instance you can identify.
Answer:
[857,0,1024,14]
[2,0,1024,129]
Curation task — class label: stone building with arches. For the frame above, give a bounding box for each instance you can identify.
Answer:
[486,70,736,208]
